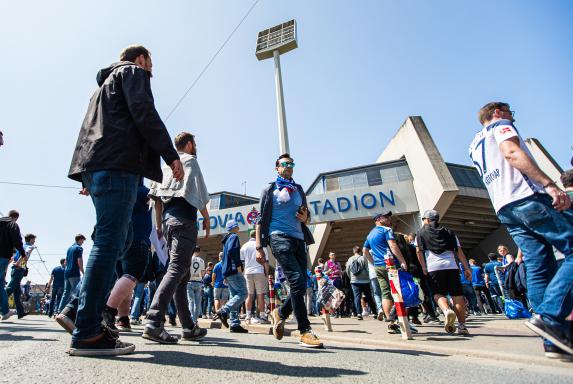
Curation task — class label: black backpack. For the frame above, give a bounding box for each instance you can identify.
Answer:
[350,256,365,276]
[514,262,527,294]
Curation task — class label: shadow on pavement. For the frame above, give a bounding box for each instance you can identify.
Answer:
[324,344,449,357]
[117,350,367,378]
[0,333,58,342]
[0,325,69,334]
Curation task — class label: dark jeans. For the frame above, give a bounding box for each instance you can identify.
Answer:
[420,275,437,317]
[146,219,197,330]
[59,276,81,312]
[351,282,377,315]
[498,193,573,330]
[203,285,214,316]
[73,170,138,340]
[462,283,479,312]
[49,286,64,316]
[269,233,311,333]
[6,267,25,316]
[473,285,496,313]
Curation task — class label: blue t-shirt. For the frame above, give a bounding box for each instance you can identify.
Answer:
[212,262,227,288]
[470,265,485,287]
[363,226,395,267]
[64,243,83,278]
[51,266,65,287]
[459,262,471,285]
[484,261,502,285]
[269,188,304,240]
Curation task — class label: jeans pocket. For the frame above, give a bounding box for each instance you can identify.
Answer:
[88,170,112,197]
[513,200,552,228]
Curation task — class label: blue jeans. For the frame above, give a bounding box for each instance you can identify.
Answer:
[497,193,573,329]
[0,258,10,315]
[462,283,479,312]
[221,273,248,328]
[203,285,214,316]
[130,282,145,320]
[370,277,383,313]
[351,282,377,315]
[269,233,311,333]
[59,276,81,312]
[187,281,203,322]
[49,286,64,317]
[73,170,138,340]
[6,267,26,316]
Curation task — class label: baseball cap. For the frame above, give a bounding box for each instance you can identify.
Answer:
[373,211,392,221]
[422,209,439,221]
[226,220,239,231]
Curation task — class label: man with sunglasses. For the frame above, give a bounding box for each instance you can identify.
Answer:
[255,153,323,348]
[470,102,573,359]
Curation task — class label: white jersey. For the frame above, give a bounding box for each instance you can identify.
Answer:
[190,256,205,282]
[469,119,544,212]
[240,238,268,275]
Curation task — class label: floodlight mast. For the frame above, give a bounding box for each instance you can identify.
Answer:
[256,19,297,155]
[273,50,289,154]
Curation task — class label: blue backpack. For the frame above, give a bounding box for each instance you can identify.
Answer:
[398,270,421,308]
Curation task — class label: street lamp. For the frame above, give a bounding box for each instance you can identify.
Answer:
[256,19,297,154]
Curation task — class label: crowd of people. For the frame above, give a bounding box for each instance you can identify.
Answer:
[0,46,572,361]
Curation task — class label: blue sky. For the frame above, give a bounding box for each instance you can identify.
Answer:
[1,0,571,283]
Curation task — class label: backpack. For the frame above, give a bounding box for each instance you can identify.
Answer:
[504,262,518,293]
[398,270,421,308]
[514,262,527,295]
[349,256,365,276]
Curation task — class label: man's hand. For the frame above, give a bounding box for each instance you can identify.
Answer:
[202,219,210,239]
[170,159,184,182]
[79,188,89,196]
[464,268,472,282]
[256,249,266,265]
[295,209,308,223]
[545,184,571,211]
[422,267,428,276]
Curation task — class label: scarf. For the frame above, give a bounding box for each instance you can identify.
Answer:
[274,175,298,203]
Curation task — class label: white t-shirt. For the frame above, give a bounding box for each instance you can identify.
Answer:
[240,238,269,275]
[368,261,377,280]
[469,119,544,212]
[190,256,205,282]
[425,236,460,273]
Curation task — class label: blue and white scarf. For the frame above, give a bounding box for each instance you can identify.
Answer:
[274,175,297,203]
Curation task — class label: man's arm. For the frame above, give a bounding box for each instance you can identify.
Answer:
[77,255,84,275]
[363,248,374,264]
[416,247,428,275]
[152,197,164,239]
[255,224,265,264]
[499,138,570,210]
[46,274,54,291]
[199,208,210,239]
[388,240,407,271]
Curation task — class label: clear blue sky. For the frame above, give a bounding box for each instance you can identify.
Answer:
[1,0,571,284]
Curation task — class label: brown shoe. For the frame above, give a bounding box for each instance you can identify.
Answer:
[300,330,324,348]
[270,308,285,340]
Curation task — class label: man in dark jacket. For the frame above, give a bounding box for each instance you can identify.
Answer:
[66,45,182,357]
[213,220,248,333]
[255,153,323,348]
[0,210,26,320]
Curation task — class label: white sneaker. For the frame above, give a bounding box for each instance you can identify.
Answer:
[250,317,261,324]
[444,309,456,334]
[258,315,270,324]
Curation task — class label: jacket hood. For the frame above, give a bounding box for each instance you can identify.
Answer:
[96,61,136,86]
[221,232,235,245]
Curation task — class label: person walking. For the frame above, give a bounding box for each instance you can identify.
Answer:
[241,229,269,324]
[67,44,182,356]
[256,153,323,348]
[0,210,26,321]
[470,102,573,358]
[46,259,66,317]
[143,132,210,344]
[58,235,85,313]
[212,253,229,312]
[346,246,377,320]
[6,233,36,319]
[187,247,205,323]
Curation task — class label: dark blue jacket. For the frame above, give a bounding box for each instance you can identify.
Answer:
[258,182,314,247]
[221,232,241,278]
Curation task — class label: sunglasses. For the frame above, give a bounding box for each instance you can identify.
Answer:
[279,162,295,168]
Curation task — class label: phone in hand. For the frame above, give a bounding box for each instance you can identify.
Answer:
[297,205,307,215]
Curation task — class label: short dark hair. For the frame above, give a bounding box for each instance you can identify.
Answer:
[487,253,498,261]
[561,169,573,188]
[174,132,195,151]
[318,258,324,264]
[193,246,201,253]
[60,258,66,265]
[8,210,19,219]
[478,102,510,125]
[75,234,86,242]
[119,45,150,62]
[352,245,361,254]
[24,233,36,243]
[276,153,293,167]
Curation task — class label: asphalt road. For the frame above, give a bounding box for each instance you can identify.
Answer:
[1,316,572,384]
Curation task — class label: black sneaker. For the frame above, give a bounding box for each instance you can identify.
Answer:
[230,325,249,333]
[17,312,29,319]
[387,322,400,334]
[56,306,77,335]
[213,310,229,328]
[68,327,135,357]
[357,314,363,320]
[168,317,177,326]
[526,314,573,355]
[411,317,422,326]
[142,325,179,344]
[544,342,573,361]
[182,325,207,341]
[102,306,120,336]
